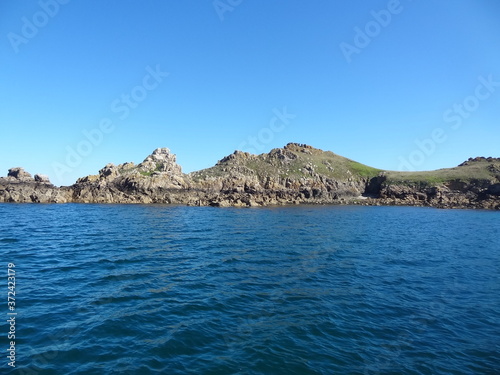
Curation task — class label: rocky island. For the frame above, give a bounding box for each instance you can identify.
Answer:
[1,143,499,209]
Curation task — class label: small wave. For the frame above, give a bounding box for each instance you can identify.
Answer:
[0,237,19,243]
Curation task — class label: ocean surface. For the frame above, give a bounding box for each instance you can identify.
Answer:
[1,204,499,375]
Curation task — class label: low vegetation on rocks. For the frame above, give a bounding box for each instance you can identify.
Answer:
[1,144,499,209]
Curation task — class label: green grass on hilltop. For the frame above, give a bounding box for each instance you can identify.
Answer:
[190,146,382,181]
[190,145,499,186]
[384,159,499,186]
[348,161,382,178]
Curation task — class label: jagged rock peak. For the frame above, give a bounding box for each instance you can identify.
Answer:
[99,163,119,178]
[34,174,51,183]
[217,150,254,165]
[458,157,500,167]
[285,142,313,148]
[268,148,298,161]
[139,148,182,174]
[142,148,174,162]
[284,143,316,152]
[8,167,33,181]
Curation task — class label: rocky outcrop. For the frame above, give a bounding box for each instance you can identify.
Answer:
[0,146,499,209]
[370,180,500,209]
[363,157,500,209]
[34,174,51,183]
[8,167,33,181]
[68,145,369,207]
[71,148,190,204]
[0,168,71,203]
[187,143,368,207]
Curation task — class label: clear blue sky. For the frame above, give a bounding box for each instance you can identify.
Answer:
[1,0,499,186]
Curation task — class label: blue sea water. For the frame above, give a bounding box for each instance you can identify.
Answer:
[0,204,499,375]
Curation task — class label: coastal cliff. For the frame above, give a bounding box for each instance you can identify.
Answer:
[1,144,499,209]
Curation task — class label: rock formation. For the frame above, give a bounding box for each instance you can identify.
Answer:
[0,168,71,203]
[70,148,190,204]
[0,145,499,209]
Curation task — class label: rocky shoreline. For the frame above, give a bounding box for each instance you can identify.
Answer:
[1,144,499,209]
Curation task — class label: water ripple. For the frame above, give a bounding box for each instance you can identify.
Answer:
[0,205,499,374]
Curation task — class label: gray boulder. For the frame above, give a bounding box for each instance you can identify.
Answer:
[34,174,51,184]
[8,167,33,181]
